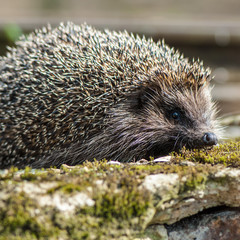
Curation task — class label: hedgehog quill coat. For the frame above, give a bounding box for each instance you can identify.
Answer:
[0,22,219,168]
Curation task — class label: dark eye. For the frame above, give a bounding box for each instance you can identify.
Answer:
[171,111,181,121]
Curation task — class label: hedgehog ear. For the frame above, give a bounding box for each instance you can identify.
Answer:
[135,87,155,110]
[135,93,145,109]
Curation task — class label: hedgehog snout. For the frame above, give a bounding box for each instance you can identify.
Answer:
[202,132,218,146]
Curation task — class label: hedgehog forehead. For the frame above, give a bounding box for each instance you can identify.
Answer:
[159,84,213,122]
[147,63,211,92]
[142,73,209,108]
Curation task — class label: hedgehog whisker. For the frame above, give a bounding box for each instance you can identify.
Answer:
[179,136,188,150]
[172,132,181,151]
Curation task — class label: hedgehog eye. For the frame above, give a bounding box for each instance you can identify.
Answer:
[171,111,181,121]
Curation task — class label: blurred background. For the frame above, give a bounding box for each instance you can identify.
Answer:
[0,0,239,138]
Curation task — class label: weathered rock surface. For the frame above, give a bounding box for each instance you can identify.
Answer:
[166,207,240,240]
[0,141,240,239]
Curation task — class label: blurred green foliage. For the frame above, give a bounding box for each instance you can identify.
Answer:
[41,0,62,10]
[3,23,23,43]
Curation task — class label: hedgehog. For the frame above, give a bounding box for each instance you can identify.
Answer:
[0,22,220,169]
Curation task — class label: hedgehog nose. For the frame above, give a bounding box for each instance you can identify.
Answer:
[202,132,218,146]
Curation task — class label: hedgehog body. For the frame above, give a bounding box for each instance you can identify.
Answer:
[0,23,219,168]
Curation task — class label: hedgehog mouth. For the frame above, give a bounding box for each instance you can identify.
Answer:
[146,142,178,159]
[146,137,216,159]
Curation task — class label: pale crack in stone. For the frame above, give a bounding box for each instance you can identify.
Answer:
[20,182,58,196]
[141,174,179,194]
[14,182,95,214]
[38,192,95,214]
[215,168,240,179]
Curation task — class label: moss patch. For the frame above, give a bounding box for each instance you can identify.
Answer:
[0,140,239,239]
[0,193,60,240]
[0,162,154,239]
[173,140,240,168]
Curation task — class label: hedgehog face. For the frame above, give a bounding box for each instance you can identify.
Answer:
[132,83,219,159]
[92,75,220,163]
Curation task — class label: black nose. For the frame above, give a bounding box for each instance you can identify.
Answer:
[202,132,218,146]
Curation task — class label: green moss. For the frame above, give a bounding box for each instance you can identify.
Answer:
[0,193,60,239]
[20,167,38,181]
[93,185,151,221]
[47,182,85,194]
[0,161,155,239]
[0,166,19,180]
[48,173,152,238]
[173,140,240,168]
[0,140,239,239]
[180,171,207,193]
